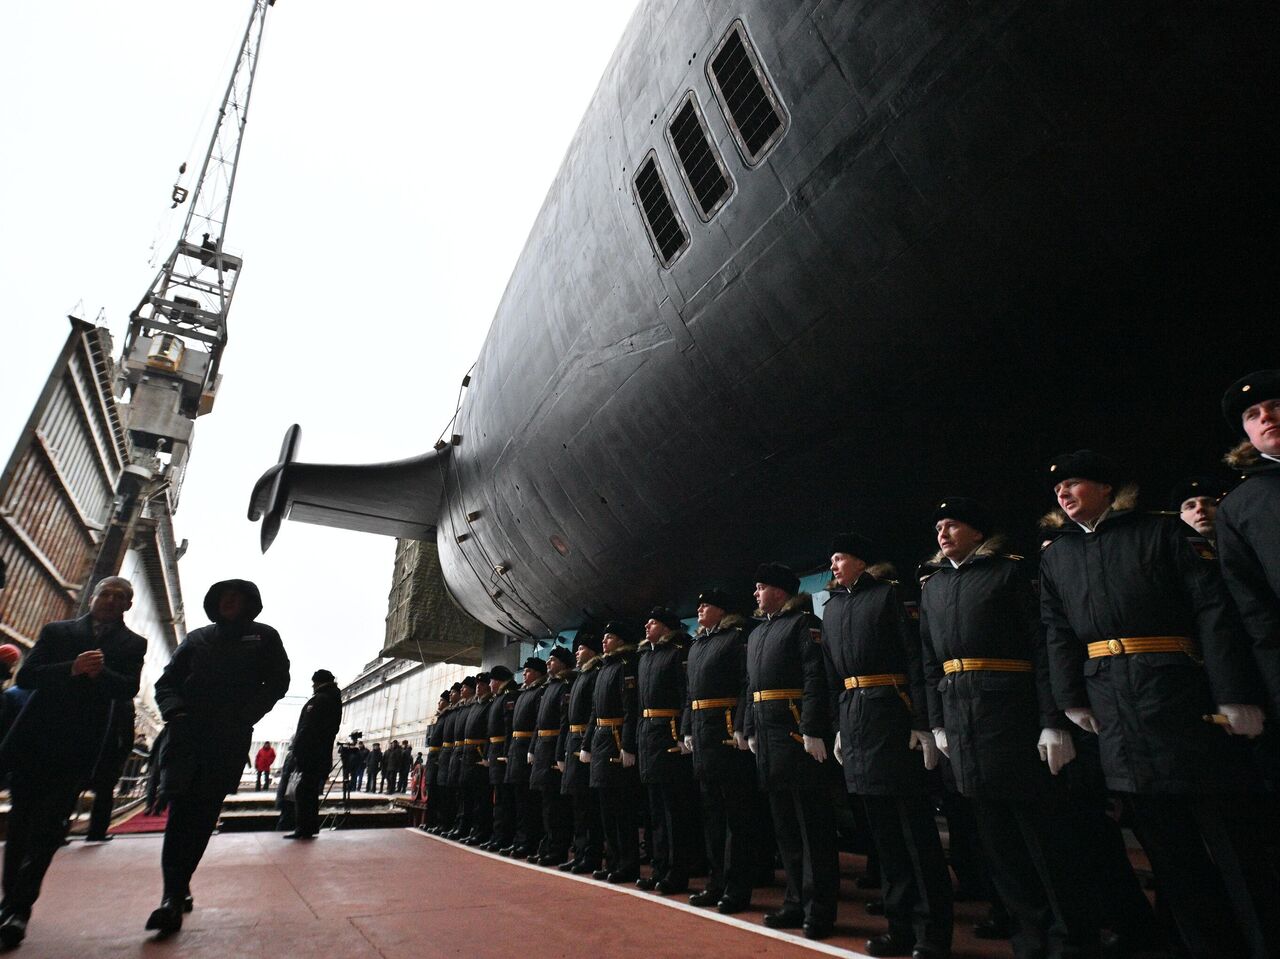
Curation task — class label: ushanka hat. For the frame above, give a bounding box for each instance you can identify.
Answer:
[697,588,735,612]
[489,665,514,682]
[647,606,682,630]
[753,562,800,595]
[931,498,992,536]
[573,630,602,653]
[521,656,548,674]
[1046,450,1117,489]
[548,645,574,667]
[829,532,875,561]
[1222,370,1280,432]
[602,620,632,642]
[1169,476,1226,511]
[460,674,478,689]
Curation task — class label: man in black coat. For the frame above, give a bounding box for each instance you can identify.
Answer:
[822,534,950,958]
[531,648,574,865]
[288,669,342,839]
[558,633,604,873]
[0,576,147,948]
[742,563,838,941]
[635,607,694,895]
[420,692,447,827]
[919,501,1097,959]
[460,673,494,844]
[501,658,547,857]
[683,588,759,913]
[583,621,641,883]
[383,739,402,795]
[1040,450,1274,958]
[1217,372,1280,759]
[365,742,383,796]
[147,579,290,935]
[481,667,518,850]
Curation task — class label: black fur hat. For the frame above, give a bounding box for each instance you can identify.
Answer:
[753,563,799,595]
[521,656,548,674]
[646,606,682,630]
[1046,450,1117,490]
[931,498,992,536]
[829,532,875,562]
[1221,370,1280,433]
[697,588,736,612]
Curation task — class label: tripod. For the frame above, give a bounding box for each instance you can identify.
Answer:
[318,755,352,832]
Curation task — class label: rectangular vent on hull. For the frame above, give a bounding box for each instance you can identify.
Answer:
[708,21,786,167]
[633,152,689,268]
[666,93,733,221]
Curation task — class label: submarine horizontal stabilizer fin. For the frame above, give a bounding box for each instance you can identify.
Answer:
[247,424,447,552]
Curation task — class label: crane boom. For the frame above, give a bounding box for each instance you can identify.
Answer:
[115,0,277,507]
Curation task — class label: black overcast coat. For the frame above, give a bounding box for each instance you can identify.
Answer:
[560,659,600,795]
[440,706,460,783]
[821,574,928,796]
[637,632,693,785]
[3,614,147,781]
[506,679,545,786]
[1039,508,1258,794]
[487,683,518,785]
[918,542,1061,799]
[684,615,755,785]
[531,672,571,790]
[424,717,443,785]
[462,694,494,786]
[154,580,290,795]
[1216,450,1280,716]
[588,644,639,789]
[743,595,833,790]
[292,681,342,774]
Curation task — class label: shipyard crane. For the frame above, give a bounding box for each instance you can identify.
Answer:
[81,0,278,603]
[115,0,277,507]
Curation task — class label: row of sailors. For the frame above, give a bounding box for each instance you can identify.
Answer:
[418,369,1280,959]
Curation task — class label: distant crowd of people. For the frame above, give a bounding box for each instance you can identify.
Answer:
[336,739,420,795]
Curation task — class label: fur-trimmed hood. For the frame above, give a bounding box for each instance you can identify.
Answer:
[642,629,690,650]
[754,591,812,619]
[1039,484,1139,530]
[823,563,900,592]
[520,676,547,691]
[697,613,748,638]
[577,655,603,673]
[1224,439,1278,473]
[601,643,636,660]
[921,534,1013,570]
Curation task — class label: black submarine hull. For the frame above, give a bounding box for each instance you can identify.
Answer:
[256,0,1277,637]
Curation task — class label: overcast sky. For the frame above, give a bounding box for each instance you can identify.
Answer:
[0,0,640,738]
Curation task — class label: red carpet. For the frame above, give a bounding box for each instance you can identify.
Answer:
[108,808,168,834]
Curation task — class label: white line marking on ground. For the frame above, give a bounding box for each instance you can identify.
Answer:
[405,827,871,957]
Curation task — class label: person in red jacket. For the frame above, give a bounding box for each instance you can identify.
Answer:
[254,742,277,791]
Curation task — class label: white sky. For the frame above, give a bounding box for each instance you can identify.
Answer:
[0,0,640,739]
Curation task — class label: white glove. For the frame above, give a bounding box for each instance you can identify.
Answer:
[554,761,565,773]
[578,749,591,764]
[680,735,694,755]
[527,752,534,764]
[834,731,844,766]
[747,735,758,755]
[479,759,489,767]
[932,727,949,758]
[909,729,939,770]
[802,734,827,762]
[1065,707,1100,734]
[733,731,749,751]
[1217,704,1265,738]
[620,749,636,768]
[1037,727,1076,775]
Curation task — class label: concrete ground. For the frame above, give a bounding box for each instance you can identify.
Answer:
[10,828,875,958]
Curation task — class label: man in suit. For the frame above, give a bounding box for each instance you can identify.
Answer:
[0,576,147,947]
[288,669,343,839]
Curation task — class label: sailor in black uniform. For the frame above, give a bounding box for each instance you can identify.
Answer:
[743,563,838,941]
